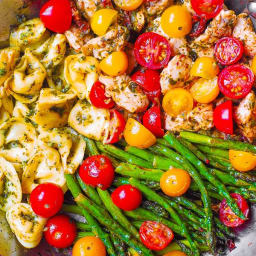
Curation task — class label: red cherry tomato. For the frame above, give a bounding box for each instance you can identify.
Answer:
[219,193,249,227]
[143,106,164,137]
[131,69,161,102]
[213,101,233,135]
[139,221,174,251]
[90,81,115,109]
[191,0,224,19]
[111,185,142,211]
[218,64,255,99]
[105,110,126,144]
[79,155,115,190]
[30,183,64,218]
[134,32,172,70]
[189,15,207,37]
[44,214,77,248]
[214,37,244,65]
[40,0,72,33]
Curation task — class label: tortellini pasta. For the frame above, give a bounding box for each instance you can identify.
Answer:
[0,88,14,124]
[6,203,46,248]
[64,54,99,99]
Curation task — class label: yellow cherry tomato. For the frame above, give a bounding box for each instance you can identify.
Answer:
[160,168,191,197]
[99,51,128,77]
[113,0,144,11]
[161,6,192,38]
[229,150,256,172]
[72,236,106,256]
[124,118,156,149]
[164,251,187,256]
[162,88,194,117]
[190,57,219,79]
[251,55,256,75]
[190,77,219,104]
[91,9,118,36]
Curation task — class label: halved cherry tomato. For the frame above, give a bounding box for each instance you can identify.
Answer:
[213,101,233,134]
[161,6,192,38]
[124,118,156,149]
[89,81,115,109]
[139,221,174,251]
[218,64,255,99]
[219,193,249,227]
[105,109,126,144]
[189,15,207,37]
[44,214,77,248]
[214,37,244,65]
[191,0,224,19]
[160,169,191,197]
[73,236,106,256]
[40,0,72,33]
[164,251,187,256]
[143,106,164,137]
[111,184,142,211]
[113,0,144,11]
[229,150,256,172]
[134,32,172,70]
[79,155,115,190]
[30,183,64,218]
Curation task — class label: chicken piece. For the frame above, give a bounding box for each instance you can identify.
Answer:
[82,26,129,60]
[99,75,149,113]
[160,55,193,94]
[182,0,196,15]
[235,92,256,141]
[144,0,171,16]
[233,13,256,57]
[165,104,214,132]
[119,10,145,32]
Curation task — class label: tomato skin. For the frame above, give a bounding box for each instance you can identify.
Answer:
[89,81,115,109]
[111,185,142,211]
[134,32,172,70]
[79,155,115,190]
[189,15,207,37]
[164,252,187,256]
[143,106,164,138]
[30,183,64,218]
[219,193,249,227]
[229,150,256,172]
[213,101,233,135]
[44,215,77,248]
[218,64,254,99]
[139,221,174,251]
[214,37,244,65]
[40,0,72,33]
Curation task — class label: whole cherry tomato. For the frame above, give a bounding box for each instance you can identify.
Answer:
[89,81,115,109]
[111,185,142,211]
[79,155,115,190]
[139,221,174,251]
[44,215,77,248]
[30,183,64,218]
[219,193,249,227]
[143,106,164,137]
[40,0,72,33]
[213,101,234,134]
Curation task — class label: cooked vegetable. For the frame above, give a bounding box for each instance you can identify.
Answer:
[113,0,144,11]
[229,150,256,172]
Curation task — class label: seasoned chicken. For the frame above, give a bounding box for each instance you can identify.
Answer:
[182,0,196,15]
[119,10,145,32]
[165,104,214,132]
[82,26,129,60]
[233,13,256,57]
[144,0,171,16]
[99,75,149,113]
[160,55,193,94]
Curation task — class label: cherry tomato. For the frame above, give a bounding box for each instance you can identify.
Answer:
[111,185,142,211]
[164,252,187,256]
[214,37,244,65]
[73,236,106,256]
[40,0,72,33]
[143,106,164,138]
[251,55,256,75]
[89,81,115,109]
[219,193,249,227]
[105,109,126,144]
[30,183,64,218]
[213,101,234,134]
[44,214,77,248]
[139,221,174,251]
[79,155,115,190]
[131,69,161,102]
[134,32,172,70]
[114,0,144,11]
[189,15,207,37]
[229,150,256,172]
[191,0,224,19]
[218,64,255,99]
